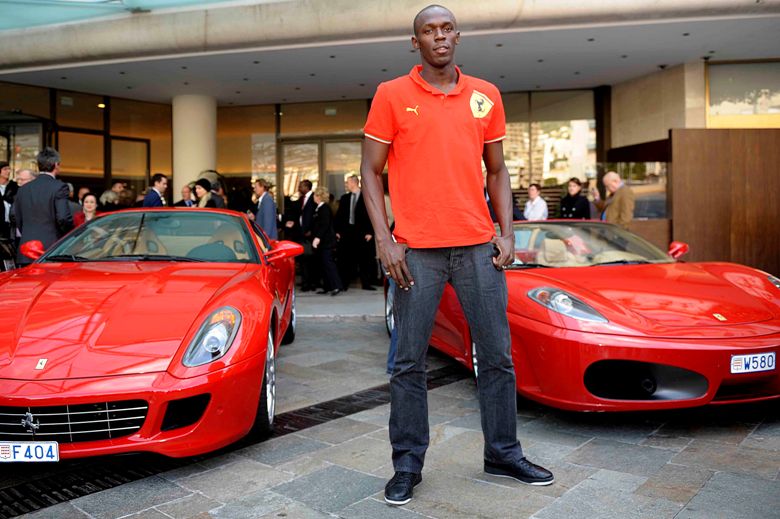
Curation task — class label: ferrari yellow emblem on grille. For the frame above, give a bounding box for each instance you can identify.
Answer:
[470,90,494,118]
[713,313,727,321]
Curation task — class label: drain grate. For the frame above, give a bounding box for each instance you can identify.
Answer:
[0,364,469,518]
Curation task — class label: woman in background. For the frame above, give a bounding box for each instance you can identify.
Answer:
[194,178,216,208]
[559,177,591,219]
[74,192,99,226]
[311,186,342,296]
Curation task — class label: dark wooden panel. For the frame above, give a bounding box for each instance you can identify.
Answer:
[671,129,780,275]
[607,139,669,163]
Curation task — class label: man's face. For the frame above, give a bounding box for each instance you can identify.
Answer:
[0,166,10,184]
[181,186,191,200]
[346,178,359,193]
[528,186,539,200]
[112,182,125,193]
[298,182,309,195]
[156,178,168,194]
[253,182,265,197]
[16,170,33,187]
[412,8,459,68]
[604,174,621,194]
[78,187,89,201]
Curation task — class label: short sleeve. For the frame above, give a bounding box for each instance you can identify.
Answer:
[484,87,506,144]
[364,83,396,144]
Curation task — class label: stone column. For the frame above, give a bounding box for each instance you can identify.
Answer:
[172,94,216,198]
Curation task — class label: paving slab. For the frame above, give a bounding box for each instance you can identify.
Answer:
[271,464,386,514]
[635,464,714,504]
[70,476,191,519]
[154,493,222,519]
[676,471,780,519]
[23,503,89,519]
[237,433,331,466]
[208,489,291,519]
[296,417,383,444]
[671,439,780,480]
[564,438,676,477]
[175,458,292,502]
[341,497,428,518]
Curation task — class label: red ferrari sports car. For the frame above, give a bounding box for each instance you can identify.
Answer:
[387,221,780,411]
[0,209,301,461]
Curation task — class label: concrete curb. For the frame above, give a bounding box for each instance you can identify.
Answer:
[298,314,384,322]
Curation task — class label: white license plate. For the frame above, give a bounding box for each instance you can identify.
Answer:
[0,441,59,462]
[730,352,776,374]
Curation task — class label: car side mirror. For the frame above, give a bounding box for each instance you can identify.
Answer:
[668,241,689,259]
[265,240,303,262]
[20,240,45,260]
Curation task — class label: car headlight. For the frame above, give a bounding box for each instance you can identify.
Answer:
[528,287,608,323]
[769,275,780,290]
[183,307,242,367]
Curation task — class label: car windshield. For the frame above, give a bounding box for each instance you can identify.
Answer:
[507,221,674,268]
[43,211,258,263]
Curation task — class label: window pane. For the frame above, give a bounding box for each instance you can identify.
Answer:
[58,132,104,194]
[280,101,366,136]
[4,124,42,173]
[282,143,318,198]
[57,91,104,130]
[502,93,530,189]
[600,161,667,219]
[530,91,595,187]
[324,141,361,199]
[111,98,172,176]
[112,139,148,198]
[0,81,50,119]
[708,62,780,128]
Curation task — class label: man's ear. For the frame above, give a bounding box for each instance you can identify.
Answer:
[455,31,460,45]
[411,36,419,50]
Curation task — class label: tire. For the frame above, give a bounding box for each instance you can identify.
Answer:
[281,291,296,345]
[385,283,395,337]
[250,329,276,438]
[471,341,479,381]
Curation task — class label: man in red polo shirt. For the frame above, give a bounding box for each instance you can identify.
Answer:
[361,4,554,506]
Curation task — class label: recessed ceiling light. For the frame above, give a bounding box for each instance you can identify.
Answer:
[60,76,67,80]
[458,64,464,68]
[500,75,505,79]
[359,83,365,87]
[341,95,346,98]
[621,54,628,58]
[282,98,287,102]
[330,55,336,59]
[295,87,301,90]
[235,91,241,94]
[119,71,126,75]
[97,103,106,109]
[381,68,388,72]
[181,66,187,70]
[574,71,580,75]
[495,43,503,47]
[253,60,260,64]
[409,49,416,53]
[587,38,595,42]
[708,50,716,54]
[682,32,690,36]
[183,81,189,85]
[535,85,541,89]
[126,86,133,89]
[309,73,316,77]
[537,59,544,63]
[243,78,249,81]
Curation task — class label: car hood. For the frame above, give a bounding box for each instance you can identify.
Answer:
[511,262,780,337]
[0,262,248,380]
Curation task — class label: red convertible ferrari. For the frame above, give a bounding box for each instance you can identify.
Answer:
[387,221,780,412]
[0,209,301,461]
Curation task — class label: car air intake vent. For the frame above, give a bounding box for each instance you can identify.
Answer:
[0,400,148,443]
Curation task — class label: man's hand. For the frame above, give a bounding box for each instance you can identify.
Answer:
[491,234,515,270]
[364,234,373,242]
[285,220,294,228]
[378,238,414,290]
[312,237,320,249]
[336,233,341,240]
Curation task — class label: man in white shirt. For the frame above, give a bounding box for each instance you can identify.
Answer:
[524,183,548,221]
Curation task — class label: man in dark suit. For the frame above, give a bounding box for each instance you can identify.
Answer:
[284,179,318,290]
[0,161,18,240]
[142,173,169,207]
[249,179,278,239]
[335,175,377,291]
[14,148,73,265]
[174,184,195,207]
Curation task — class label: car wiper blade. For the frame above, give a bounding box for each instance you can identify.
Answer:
[590,259,652,266]
[100,254,205,262]
[44,254,90,262]
[506,262,552,269]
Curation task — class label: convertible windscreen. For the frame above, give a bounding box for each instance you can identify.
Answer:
[44,211,258,263]
[509,222,674,268]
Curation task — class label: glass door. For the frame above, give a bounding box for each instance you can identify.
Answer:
[281,142,320,200]
[111,138,150,203]
[324,141,361,200]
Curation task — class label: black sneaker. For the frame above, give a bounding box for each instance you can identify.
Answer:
[484,458,554,486]
[384,471,422,505]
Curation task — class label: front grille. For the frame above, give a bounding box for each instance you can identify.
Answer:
[0,400,148,443]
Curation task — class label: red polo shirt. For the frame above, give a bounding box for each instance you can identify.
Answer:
[364,65,505,248]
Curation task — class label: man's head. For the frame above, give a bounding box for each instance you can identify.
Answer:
[152,173,168,194]
[346,175,360,193]
[36,147,60,175]
[254,178,272,197]
[603,171,623,194]
[0,162,10,184]
[299,179,313,195]
[111,181,126,193]
[15,169,36,187]
[181,185,192,201]
[528,183,541,201]
[66,182,75,199]
[412,4,459,68]
[77,186,90,201]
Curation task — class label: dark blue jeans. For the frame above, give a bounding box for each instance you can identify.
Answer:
[389,243,523,473]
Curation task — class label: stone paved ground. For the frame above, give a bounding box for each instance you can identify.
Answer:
[21,291,780,519]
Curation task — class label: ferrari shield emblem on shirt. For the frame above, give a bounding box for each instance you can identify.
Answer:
[470,90,494,119]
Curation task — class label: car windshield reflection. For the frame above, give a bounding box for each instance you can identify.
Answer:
[43,211,258,263]
[507,221,674,268]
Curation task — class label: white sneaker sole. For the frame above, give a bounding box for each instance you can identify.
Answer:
[384,496,412,506]
[485,471,555,486]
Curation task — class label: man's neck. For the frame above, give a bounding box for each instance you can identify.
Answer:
[420,62,459,93]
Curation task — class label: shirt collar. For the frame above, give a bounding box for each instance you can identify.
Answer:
[409,65,466,96]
